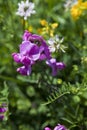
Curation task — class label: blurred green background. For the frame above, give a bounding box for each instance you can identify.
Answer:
[0,0,87,129]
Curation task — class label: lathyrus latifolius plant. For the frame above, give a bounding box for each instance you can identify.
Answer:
[11,0,68,129]
[11,0,87,130]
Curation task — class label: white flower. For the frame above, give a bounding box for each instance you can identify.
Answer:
[16,0,36,20]
[47,38,56,52]
[48,35,67,53]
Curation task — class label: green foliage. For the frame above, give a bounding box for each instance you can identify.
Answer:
[0,0,87,130]
[43,82,87,105]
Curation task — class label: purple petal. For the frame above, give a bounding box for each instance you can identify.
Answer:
[21,56,31,65]
[44,46,51,59]
[20,41,40,61]
[40,40,51,59]
[20,41,34,54]
[29,44,40,61]
[12,53,21,63]
[56,62,66,70]
[22,30,32,41]
[47,58,56,65]
[23,30,43,43]
[39,45,51,60]
[46,59,57,76]
[0,108,7,113]
[17,65,31,75]
[44,127,51,130]
[54,124,67,130]
[39,54,46,60]
[28,34,43,43]
[46,58,65,76]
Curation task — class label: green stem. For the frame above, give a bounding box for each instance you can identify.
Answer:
[23,19,26,31]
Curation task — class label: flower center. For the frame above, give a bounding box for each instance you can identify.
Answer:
[24,6,29,12]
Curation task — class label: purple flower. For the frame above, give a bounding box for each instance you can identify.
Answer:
[12,31,51,75]
[0,107,7,113]
[46,58,65,76]
[22,30,44,42]
[12,41,41,64]
[12,30,65,76]
[0,103,8,121]
[17,65,31,75]
[54,124,67,130]
[20,41,41,61]
[23,31,51,57]
[12,53,23,63]
[22,30,32,41]
[22,30,51,59]
[44,127,51,130]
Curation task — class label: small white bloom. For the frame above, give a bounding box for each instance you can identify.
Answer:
[16,0,36,20]
[48,35,67,53]
[47,38,56,52]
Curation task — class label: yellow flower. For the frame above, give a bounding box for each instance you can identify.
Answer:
[78,0,82,3]
[38,19,58,37]
[40,19,48,26]
[71,4,83,20]
[51,23,58,29]
[81,2,87,10]
[49,30,54,37]
[70,0,87,20]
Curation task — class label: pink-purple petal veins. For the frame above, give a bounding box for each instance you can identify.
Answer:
[54,124,67,130]
[44,127,51,130]
[17,65,31,75]
[20,41,34,54]
[20,41,40,61]
[28,44,40,61]
[46,58,65,76]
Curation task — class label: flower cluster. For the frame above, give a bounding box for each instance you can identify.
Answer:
[38,19,58,37]
[45,124,67,130]
[16,0,36,20]
[0,103,8,121]
[70,0,87,20]
[48,35,67,53]
[12,30,65,76]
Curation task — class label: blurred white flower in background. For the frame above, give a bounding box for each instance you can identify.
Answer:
[48,35,67,53]
[16,0,36,20]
